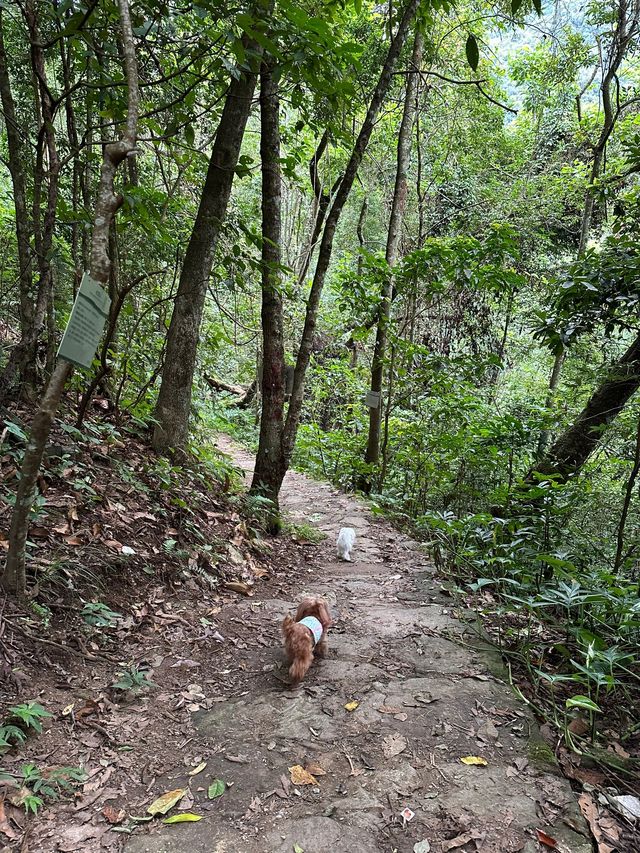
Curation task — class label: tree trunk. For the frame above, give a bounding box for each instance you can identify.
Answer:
[2,0,139,596]
[152,38,262,453]
[250,65,286,529]
[0,12,33,389]
[534,332,640,483]
[282,0,421,467]
[296,130,331,286]
[362,29,422,491]
[0,2,62,402]
[536,348,566,458]
[613,412,640,573]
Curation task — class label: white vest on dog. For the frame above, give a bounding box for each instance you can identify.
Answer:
[299,616,323,646]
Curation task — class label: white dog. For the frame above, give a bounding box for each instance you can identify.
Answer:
[336,527,356,562]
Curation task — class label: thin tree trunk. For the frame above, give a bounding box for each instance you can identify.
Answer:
[537,348,566,458]
[0,11,33,377]
[249,65,286,529]
[282,0,421,467]
[152,36,262,453]
[535,331,640,483]
[296,130,330,286]
[613,413,640,572]
[0,2,61,401]
[362,29,423,491]
[3,0,139,596]
[379,340,398,489]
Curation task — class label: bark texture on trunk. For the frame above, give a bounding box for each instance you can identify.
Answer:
[152,40,261,452]
[536,348,566,459]
[250,65,287,527]
[613,413,640,572]
[363,29,422,488]
[0,2,63,401]
[535,332,640,482]
[0,11,32,338]
[282,0,421,465]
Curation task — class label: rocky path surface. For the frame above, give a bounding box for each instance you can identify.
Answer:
[126,437,589,853]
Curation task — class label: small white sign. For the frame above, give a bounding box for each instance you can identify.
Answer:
[58,272,110,369]
[365,390,381,409]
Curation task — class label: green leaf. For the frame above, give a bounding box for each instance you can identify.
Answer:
[510,0,523,13]
[294,845,304,853]
[465,34,479,72]
[532,0,543,14]
[162,813,202,824]
[566,695,601,714]
[353,0,362,12]
[207,779,225,799]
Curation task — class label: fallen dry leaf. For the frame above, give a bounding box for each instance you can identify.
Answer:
[377,705,403,714]
[147,788,186,816]
[288,765,317,786]
[535,829,558,849]
[460,755,488,766]
[304,762,326,777]
[0,799,19,840]
[443,831,482,851]
[102,805,125,825]
[224,581,253,596]
[344,700,359,712]
[578,793,616,853]
[382,733,407,759]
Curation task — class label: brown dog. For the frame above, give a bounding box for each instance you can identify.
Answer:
[281,597,331,683]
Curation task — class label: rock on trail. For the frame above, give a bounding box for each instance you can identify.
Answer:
[125,436,589,853]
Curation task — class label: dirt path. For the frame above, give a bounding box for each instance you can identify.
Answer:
[125,437,589,853]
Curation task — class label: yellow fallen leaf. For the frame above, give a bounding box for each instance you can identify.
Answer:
[147,789,186,816]
[289,764,317,785]
[460,756,488,766]
[344,701,359,712]
[188,762,207,776]
[162,813,202,824]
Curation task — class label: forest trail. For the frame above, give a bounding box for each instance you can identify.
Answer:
[125,437,589,853]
